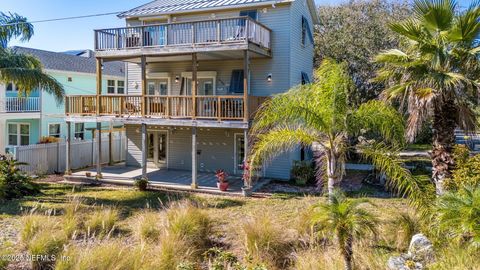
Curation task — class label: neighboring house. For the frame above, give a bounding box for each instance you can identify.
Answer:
[65,0,319,183]
[0,47,125,154]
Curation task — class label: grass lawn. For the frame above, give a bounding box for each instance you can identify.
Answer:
[0,183,475,270]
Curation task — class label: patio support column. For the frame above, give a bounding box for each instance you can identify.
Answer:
[243,50,250,122]
[0,118,6,154]
[141,123,147,179]
[192,53,197,119]
[65,121,72,175]
[96,122,103,179]
[108,121,114,166]
[191,126,198,189]
[141,56,147,117]
[96,58,102,115]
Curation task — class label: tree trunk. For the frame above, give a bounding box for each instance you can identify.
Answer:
[341,235,354,270]
[327,156,339,201]
[431,96,457,195]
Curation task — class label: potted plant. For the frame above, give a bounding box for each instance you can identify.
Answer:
[215,169,229,191]
[85,172,92,177]
[134,177,149,191]
[241,161,253,197]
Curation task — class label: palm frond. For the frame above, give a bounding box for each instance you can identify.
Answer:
[349,100,405,145]
[250,127,318,167]
[357,141,435,213]
[0,12,34,48]
[413,0,456,31]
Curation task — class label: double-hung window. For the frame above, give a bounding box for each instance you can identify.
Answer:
[107,80,125,94]
[74,123,85,140]
[49,123,61,138]
[8,123,30,146]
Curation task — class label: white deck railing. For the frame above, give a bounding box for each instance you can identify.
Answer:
[0,97,40,113]
[95,17,272,51]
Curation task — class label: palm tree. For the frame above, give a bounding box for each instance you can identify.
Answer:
[374,0,480,195]
[0,12,63,100]
[250,59,412,199]
[436,186,480,247]
[311,190,378,270]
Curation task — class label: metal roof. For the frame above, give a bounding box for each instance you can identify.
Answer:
[11,47,125,77]
[118,0,293,18]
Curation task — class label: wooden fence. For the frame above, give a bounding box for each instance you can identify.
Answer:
[13,132,126,174]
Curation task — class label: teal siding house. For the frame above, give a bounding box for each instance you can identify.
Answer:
[0,47,125,154]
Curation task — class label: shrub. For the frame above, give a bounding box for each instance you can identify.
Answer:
[84,207,119,238]
[62,197,83,239]
[204,247,239,270]
[134,177,149,191]
[446,147,480,190]
[164,201,212,251]
[0,154,39,200]
[290,160,315,185]
[387,212,421,251]
[132,211,161,243]
[240,214,292,269]
[38,136,60,144]
[0,242,14,270]
[28,230,66,270]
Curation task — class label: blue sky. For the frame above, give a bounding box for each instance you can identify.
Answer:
[2,0,474,52]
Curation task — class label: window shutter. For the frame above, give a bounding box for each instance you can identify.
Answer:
[302,16,314,44]
[301,72,310,85]
[230,70,244,93]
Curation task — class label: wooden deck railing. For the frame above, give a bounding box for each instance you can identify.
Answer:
[95,17,271,51]
[66,95,266,121]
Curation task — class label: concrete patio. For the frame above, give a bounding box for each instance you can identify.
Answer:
[65,163,267,195]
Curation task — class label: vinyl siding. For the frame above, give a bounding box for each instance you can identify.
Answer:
[126,124,143,166]
[125,125,239,174]
[289,0,314,86]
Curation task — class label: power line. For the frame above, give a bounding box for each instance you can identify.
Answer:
[0,11,126,27]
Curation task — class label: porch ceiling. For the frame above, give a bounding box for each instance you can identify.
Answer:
[102,48,268,63]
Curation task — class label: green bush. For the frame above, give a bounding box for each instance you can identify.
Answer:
[446,145,480,190]
[0,154,39,200]
[290,160,315,185]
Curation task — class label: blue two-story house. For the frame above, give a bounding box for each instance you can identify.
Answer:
[65,0,319,187]
[0,47,125,154]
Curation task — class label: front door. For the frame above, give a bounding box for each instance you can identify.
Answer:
[147,131,168,168]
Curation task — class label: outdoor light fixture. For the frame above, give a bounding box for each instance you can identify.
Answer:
[267,74,272,82]
[175,76,180,83]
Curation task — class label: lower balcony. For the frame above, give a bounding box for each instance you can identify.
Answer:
[0,97,40,113]
[65,95,266,121]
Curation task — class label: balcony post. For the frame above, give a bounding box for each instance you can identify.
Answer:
[141,55,147,117]
[191,126,198,189]
[243,50,250,122]
[65,121,72,175]
[96,58,102,115]
[192,53,197,119]
[141,123,147,179]
[96,122,103,179]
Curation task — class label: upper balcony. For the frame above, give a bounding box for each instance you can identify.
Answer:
[94,17,272,59]
[0,97,40,113]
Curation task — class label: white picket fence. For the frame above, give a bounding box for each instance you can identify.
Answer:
[13,132,127,174]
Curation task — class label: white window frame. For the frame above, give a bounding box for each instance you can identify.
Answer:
[106,79,126,94]
[117,80,125,94]
[234,133,246,175]
[74,123,85,140]
[48,123,62,138]
[7,122,30,146]
[146,72,171,96]
[181,71,217,95]
[6,82,19,92]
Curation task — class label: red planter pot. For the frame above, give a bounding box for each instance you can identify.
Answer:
[217,182,229,191]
